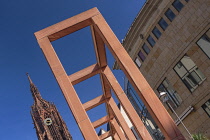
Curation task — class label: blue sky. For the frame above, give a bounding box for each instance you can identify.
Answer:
[0,0,145,139]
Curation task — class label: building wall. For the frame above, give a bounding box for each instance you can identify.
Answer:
[114,0,210,138]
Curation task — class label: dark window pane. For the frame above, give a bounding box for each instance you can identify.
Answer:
[157,84,166,93]
[165,9,176,21]
[202,99,210,117]
[172,0,184,12]
[138,51,146,62]
[183,78,193,90]
[152,27,162,39]
[197,32,210,58]
[186,73,198,86]
[147,35,156,47]
[191,71,202,84]
[158,18,168,30]
[142,44,150,54]
[185,0,189,2]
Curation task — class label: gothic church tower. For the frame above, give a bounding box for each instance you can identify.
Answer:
[28,74,72,140]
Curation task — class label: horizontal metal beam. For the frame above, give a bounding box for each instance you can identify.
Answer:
[69,63,101,85]
[92,115,111,128]
[83,94,107,111]
[35,7,100,41]
[98,131,112,140]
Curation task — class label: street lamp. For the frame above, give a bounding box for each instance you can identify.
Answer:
[159,92,193,140]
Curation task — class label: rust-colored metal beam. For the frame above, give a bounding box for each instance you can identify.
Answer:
[91,23,111,99]
[91,25,107,67]
[35,7,185,140]
[103,66,152,139]
[35,8,99,41]
[110,118,127,140]
[91,23,114,137]
[98,131,112,140]
[113,133,120,140]
[36,37,99,140]
[83,94,107,111]
[92,115,111,128]
[91,13,185,140]
[108,97,137,139]
[69,63,101,85]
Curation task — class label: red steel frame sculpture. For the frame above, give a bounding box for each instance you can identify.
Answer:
[35,8,185,140]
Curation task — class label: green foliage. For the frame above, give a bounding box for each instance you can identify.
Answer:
[192,133,209,140]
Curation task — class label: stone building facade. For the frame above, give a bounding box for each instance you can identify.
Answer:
[114,0,210,138]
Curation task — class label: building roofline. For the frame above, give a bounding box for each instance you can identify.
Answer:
[113,0,162,70]
[122,0,149,44]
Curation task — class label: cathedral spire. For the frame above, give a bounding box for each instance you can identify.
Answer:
[27,73,42,102]
[26,73,33,85]
[28,74,73,140]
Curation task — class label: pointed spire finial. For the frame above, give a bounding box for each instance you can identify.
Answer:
[27,73,42,102]
[26,73,33,84]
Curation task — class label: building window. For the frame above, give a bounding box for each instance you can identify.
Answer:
[165,9,176,21]
[197,29,210,58]
[172,0,184,12]
[157,78,182,108]
[147,35,156,47]
[202,99,210,117]
[185,0,190,2]
[126,82,164,140]
[138,51,146,62]
[142,44,150,54]
[158,18,168,30]
[135,57,141,68]
[174,55,206,92]
[152,27,162,39]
